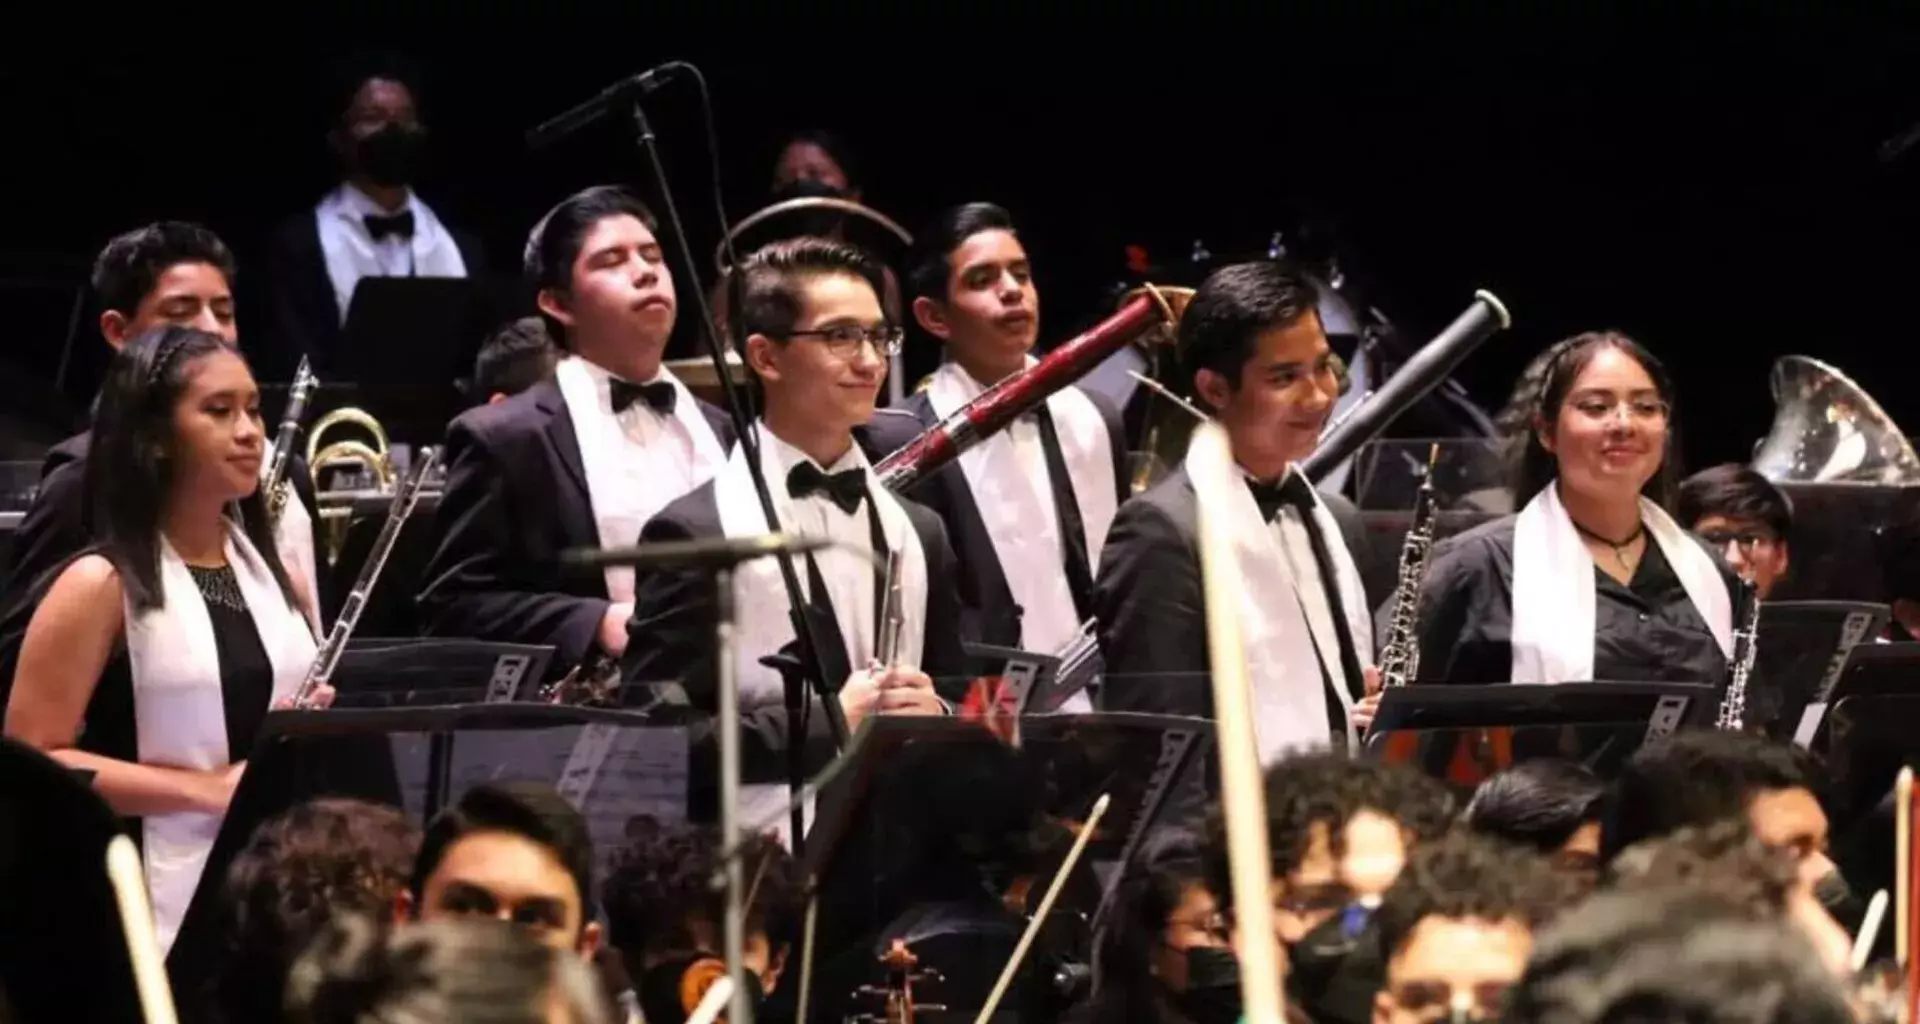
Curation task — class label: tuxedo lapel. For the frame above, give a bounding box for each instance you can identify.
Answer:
[531,380,597,548]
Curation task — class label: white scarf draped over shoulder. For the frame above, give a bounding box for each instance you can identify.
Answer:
[1509,484,1733,684]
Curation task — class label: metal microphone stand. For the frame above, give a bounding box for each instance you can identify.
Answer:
[712,563,751,1024]
[623,92,847,857]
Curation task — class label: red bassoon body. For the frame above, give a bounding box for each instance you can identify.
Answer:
[873,287,1189,493]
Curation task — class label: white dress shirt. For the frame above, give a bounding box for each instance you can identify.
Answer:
[763,432,882,669]
[313,183,469,325]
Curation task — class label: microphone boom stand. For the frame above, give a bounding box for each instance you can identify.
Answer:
[624,95,848,863]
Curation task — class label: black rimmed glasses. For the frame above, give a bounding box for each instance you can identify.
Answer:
[786,323,905,359]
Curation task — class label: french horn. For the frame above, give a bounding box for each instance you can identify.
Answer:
[1751,355,1920,484]
[307,407,397,565]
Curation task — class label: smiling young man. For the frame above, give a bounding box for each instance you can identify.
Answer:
[1094,261,1381,758]
[866,203,1127,682]
[417,185,734,675]
[622,237,966,843]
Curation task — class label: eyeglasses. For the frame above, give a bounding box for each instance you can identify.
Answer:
[1698,529,1777,552]
[1568,395,1671,423]
[785,324,904,359]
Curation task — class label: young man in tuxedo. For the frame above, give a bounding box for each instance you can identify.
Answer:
[417,185,734,673]
[1094,261,1382,761]
[865,203,1127,677]
[0,222,321,696]
[623,237,961,836]
[262,55,485,378]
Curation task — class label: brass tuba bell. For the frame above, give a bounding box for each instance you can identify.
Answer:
[1751,355,1920,484]
[1126,283,1198,493]
[306,407,396,565]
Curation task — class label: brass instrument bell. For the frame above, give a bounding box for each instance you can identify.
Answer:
[1751,355,1920,484]
[306,407,396,565]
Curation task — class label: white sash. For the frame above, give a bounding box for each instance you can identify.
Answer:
[124,522,318,953]
[926,362,1117,673]
[556,356,728,602]
[1510,485,1734,684]
[714,425,929,847]
[262,437,320,633]
[1183,453,1375,763]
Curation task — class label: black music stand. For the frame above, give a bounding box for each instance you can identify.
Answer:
[165,704,692,1011]
[329,637,557,707]
[960,641,1072,715]
[331,277,518,445]
[1363,682,1715,781]
[795,712,1212,1024]
[1747,601,1889,740]
[1801,644,1920,799]
[0,738,139,1024]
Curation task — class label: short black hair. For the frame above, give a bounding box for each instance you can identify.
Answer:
[1504,889,1851,1024]
[905,202,1016,303]
[1603,731,1823,862]
[1201,751,1455,906]
[1606,818,1797,920]
[776,128,860,187]
[601,822,800,963]
[90,222,236,318]
[736,235,888,345]
[472,317,558,401]
[1372,831,1568,963]
[1464,760,1607,854]
[1178,261,1322,401]
[1677,463,1794,542]
[322,49,425,125]
[1509,330,1682,509]
[523,185,661,347]
[410,782,595,919]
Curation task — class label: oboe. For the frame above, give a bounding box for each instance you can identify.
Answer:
[287,447,439,709]
[1375,444,1443,690]
[1716,579,1761,730]
[264,358,319,527]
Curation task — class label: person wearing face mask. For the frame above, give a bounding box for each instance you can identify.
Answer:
[263,55,485,377]
[1370,833,1569,1024]
[1404,331,1748,688]
[600,822,800,1024]
[1200,752,1456,1024]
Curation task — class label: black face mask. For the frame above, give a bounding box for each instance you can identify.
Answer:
[1172,947,1243,1024]
[637,955,765,1024]
[354,123,427,188]
[1816,870,1864,930]
[1289,904,1368,988]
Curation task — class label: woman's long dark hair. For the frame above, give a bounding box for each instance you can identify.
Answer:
[1080,833,1209,1024]
[86,326,296,613]
[1508,330,1684,510]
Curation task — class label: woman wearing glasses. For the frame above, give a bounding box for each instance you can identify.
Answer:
[1404,331,1747,687]
[865,203,1129,691]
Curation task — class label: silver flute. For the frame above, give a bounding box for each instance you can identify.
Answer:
[874,549,906,669]
[1375,444,1444,690]
[288,447,440,709]
[1716,579,1761,730]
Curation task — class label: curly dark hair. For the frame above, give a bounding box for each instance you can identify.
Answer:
[1604,730,1823,862]
[1606,818,1797,920]
[1372,831,1570,963]
[216,798,420,1023]
[601,822,801,962]
[1201,752,1456,906]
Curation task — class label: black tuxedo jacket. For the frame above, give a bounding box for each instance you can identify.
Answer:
[620,464,974,778]
[0,432,320,704]
[860,387,1129,648]
[259,206,487,381]
[414,377,736,669]
[1092,466,1380,721]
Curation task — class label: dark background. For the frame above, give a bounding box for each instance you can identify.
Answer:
[6,6,1920,468]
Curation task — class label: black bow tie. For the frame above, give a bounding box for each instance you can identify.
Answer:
[609,379,677,416]
[1248,472,1315,522]
[788,462,869,516]
[364,210,416,241]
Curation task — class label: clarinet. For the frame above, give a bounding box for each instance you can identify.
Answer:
[1716,579,1761,730]
[264,358,319,526]
[287,447,439,709]
[1375,444,1444,690]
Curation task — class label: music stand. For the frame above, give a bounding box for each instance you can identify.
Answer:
[0,738,139,1023]
[1364,682,1715,780]
[796,712,1213,1024]
[165,704,691,1007]
[329,638,557,707]
[960,641,1069,716]
[1801,643,1920,770]
[1746,601,1889,740]
[331,277,518,445]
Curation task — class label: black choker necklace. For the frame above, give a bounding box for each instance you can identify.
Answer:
[1570,518,1647,570]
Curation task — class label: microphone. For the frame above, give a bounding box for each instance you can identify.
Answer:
[561,531,834,570]
[526,65,683,150]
